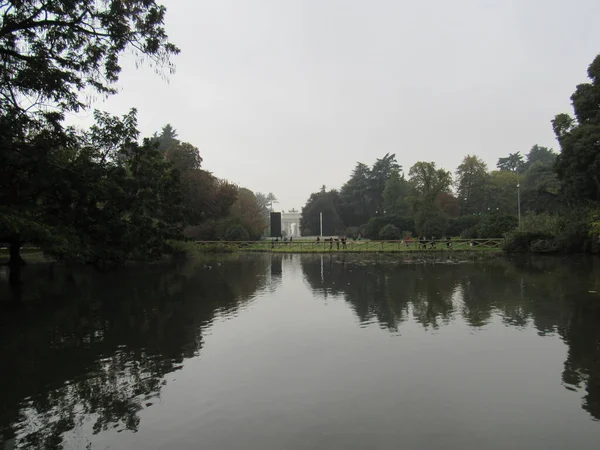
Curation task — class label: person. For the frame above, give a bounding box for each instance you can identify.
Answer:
[446,237,452,248]
[342,237,347,249]
[406,235,411,248]
[316,236,320,243]
[430,236,436,249]
[289,236,293,244]
[329,238,333,250]
[336,238,340,250]
[419,236,427,249]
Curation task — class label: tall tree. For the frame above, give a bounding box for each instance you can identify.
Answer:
[156,124,179,153]
[228,188,267,240]
[369,153,401,215]
[455,155,489,214]
[0,1,179,119]
[266,192,278,211]
[382,170,410,217]
[408,162,452,235]
[300,189,343,236]
[165,142,202,172]
[553,54,600,201]
[497,152,525,172]
[525,145,557,168]
[0,0,179,267]
[339,162,371,226]
[408,162,452,202]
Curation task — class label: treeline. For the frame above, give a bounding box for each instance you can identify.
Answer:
[301,54,600,253]
[0,1,275,270]
[148,124,275,242]
[1,112,274,269]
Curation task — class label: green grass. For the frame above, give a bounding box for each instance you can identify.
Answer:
[194,240,503,254]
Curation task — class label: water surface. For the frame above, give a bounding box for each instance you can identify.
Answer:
[1,254,600,449]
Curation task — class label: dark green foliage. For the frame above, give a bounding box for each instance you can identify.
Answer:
[476,213,517,238]
[497,152,525,172]
[364,217,390,240]
[455,155,489,214]
[300,189,344,235]
[554,54,600,202]
[223,222,250,241]
[503,231,556,253]
[0,0,179,117]
[447,216,481,237]
[378,224,401,240]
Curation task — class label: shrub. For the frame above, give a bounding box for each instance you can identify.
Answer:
[519,213,562,235]
[530,239,560,253]
[223,223,250,241]
[447,215,481,237]
[378,224,402,240]
[477,213,517,238]
[364,216,390,239]
[503,231,555,253]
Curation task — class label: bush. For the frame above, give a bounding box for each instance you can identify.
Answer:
[223,223,250,241]
[520,213,562,235]
[378,224,401,240]
[447,215,481,237]
[477,213,517,238]
[345,226,361,238]
[420,215,447,237]
[460,226,478,239]
[503,231,555,253]
[364,216,390,239]
[530,239,560,253]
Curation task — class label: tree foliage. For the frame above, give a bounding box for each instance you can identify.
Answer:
[0,0,179,118]
[554,54,600,202]
[455,155,488,214]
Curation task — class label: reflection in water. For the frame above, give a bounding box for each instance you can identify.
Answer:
[0,254,600,449]
[300,254,600,421]
[0,254,270,449]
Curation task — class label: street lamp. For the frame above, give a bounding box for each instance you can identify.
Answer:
[516,170,521,227]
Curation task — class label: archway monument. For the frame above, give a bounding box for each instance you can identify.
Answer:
[280,209,302,238]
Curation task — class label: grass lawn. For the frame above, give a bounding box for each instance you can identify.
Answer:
[195,240,503,253]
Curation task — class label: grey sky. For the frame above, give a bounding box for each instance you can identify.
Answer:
[71,0,600,211]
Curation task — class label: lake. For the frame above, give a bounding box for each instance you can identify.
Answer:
[1,253,600,449]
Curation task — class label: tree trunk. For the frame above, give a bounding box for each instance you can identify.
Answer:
[8,240,26,268]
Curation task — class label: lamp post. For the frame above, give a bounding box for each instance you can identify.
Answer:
[516,170,521,228]
[319,212,323,237]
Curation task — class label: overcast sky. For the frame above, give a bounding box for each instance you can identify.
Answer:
[70,0,600,211]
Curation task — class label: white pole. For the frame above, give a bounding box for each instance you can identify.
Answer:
[320,212,323,237]
[517,170,521,227]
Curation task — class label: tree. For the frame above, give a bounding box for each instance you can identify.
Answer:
[165,142,202,172]
[300,189,343,236]
[487,171,518,214]
[554,54,600,202]
[0,1,179,269]
[339,162,372,226]
[369,153,401,215]
[497,152,525,172]
[455,155,489,214]
[266,192,278,211]
[378,224,401,240]
[0,1,179,119]
[228,188,267,240]
[525,145,557,168]
[408,162,452,201]
[382,170,410,217]
[154,124,179,153]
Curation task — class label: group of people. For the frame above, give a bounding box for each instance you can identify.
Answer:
[316,236,348,250]
[411,236,452,249]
